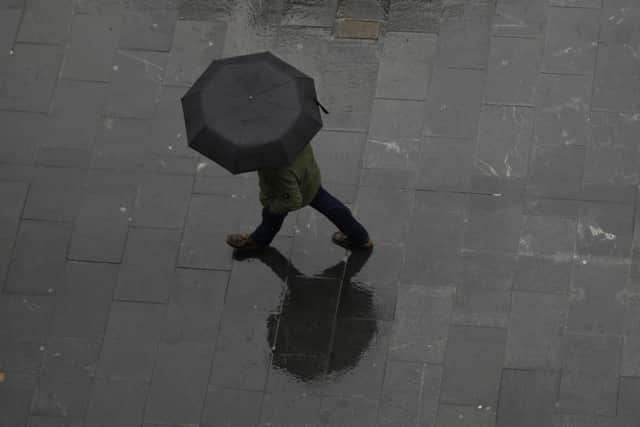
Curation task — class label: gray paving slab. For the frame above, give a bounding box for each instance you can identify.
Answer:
[375,32,437,100]
[4,220,71,295]
[484,36,543,106]
[452,288,511,328]
[84,378,148,427]
[91,117,150,170]
[527,143,586,198]
[0,43,63,112]
[440,325,506,406]
[496,369,559,427]
[115,227,181,303]
[0,180,27,238]
[520,198,579,256]
[0,372,36,427]
[577,201,633,258]
[0,110,44,164]
[505,291,567,369]
[319,396,379,427]
[593,43,640,112]
[458,251,519,291]
[16,0,74,45]
[280,0,337,28]
[354,186,413,245]
[258,391,324,427]
[200,386,263,427]
[492,0,547,37]
[0,9,20,61]
[435,404,496,427]
[131,173,192,228]
[417,137,474,192]
[22,167,86,222]
[313,130,366,188]
[553,414,615,427]
[463,194,524,253]
[600,0,640,44]
[386,0,441,33]
[118,7,178,52]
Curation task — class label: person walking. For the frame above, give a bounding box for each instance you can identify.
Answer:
[225,143,373,251]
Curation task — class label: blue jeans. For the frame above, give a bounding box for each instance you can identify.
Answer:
[250,186,370,246]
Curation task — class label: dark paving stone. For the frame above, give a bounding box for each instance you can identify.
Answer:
[266,353,328,395]
[492,0,547,37]
[68,194,130,263]
[534,73,592,147]
[274,275,341,356]
[484,37,543,106]
[497,369,559,427]
[0,295,55,373]
[36,80,106,166]
[593,43,640,112]
[542,6,599,75]
[0,164,35,184]
[354,186,413,245]
[435,0,493,70]
[376,32,436,100]
[527,143,586,198]
[417,137,474,192]
[91,117,149,170]
[358,167,418,191]
[31,337,101,419]
[162,268,226,345]
[5,220,70,295]
[201,386,263,427]
[320,40,378,131]
[0,110,44,164]
[50,262,118,339]
[458,251,518,291]
[0,372,36,427]
[132,174,192,228]
[474,105,534,187]
[324,319,390,399]
[520,198,578,256]
[225,239,290,314]
[0,43,63,112]
[386,0,442,33]
[280,0,337,27]
[568,259,628,335]
[144,341,213,425]
[617,376,640,427]
[577,201,633,258]
[377,361,441,427]
[436,404,496,427]
[336,0,385,20]
[115,227,181,303]
[85,378,148,427]
[61,13,122,82]
[22,167,86,222]
[452,288,510,328]
[313,130,366,188]
[83,169,142,210]
[551,0,601,6]
[441,325,506,405]
[506,291,567,369]
[164,20,226,87]
[363,99,423,171]
[319,395,379,427]
[583,112,640,203]
[552,414,614,427]
[146,85,195,173]
[16,0,74,45]
[259,391,324,427]
[103,49,167,119]
[193,174,258,198]
[423,67,485,138]
[0,9,20,63]
[402,192,467,287]
[338,280,397,322]
[97,302,165,381]
[209,309,272,390]
[0,0,24,8]
[0,180,27,238]
[622,332,640,376]
[463,194,524,253]
[118,8,178,52]
[558,334,621,416]
[600,0,640,44]
[514,254,572,294]
[341,242,403,289]
[389,285,453,363]
[27,415,77,427]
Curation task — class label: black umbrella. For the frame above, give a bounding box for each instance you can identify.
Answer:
[181,51,328,174]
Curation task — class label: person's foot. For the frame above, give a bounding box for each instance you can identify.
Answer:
[225,233,265,251]
[331,231,373,250]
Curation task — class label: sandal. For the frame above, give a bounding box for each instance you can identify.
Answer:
[225,233,265,251]
[331,231,373,250]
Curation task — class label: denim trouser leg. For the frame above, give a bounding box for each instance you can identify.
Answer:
[249,207,287,246]
[310,186,369,245]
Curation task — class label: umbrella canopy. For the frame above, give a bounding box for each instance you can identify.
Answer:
[181,51,326,174]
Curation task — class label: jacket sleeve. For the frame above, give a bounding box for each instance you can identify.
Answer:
[267,170,304,214]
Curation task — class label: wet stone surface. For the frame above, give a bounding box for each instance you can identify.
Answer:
[2,0,640,425]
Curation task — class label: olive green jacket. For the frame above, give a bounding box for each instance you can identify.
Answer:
[257,144,322,214]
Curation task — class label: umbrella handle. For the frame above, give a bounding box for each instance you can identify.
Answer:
[314,98,329,114]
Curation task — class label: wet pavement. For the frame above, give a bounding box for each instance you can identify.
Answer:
[1,0,640,425]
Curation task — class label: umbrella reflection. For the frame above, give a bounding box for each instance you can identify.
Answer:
[235,246,375,382]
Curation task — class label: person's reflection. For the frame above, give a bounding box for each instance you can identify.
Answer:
[234,247,376,382]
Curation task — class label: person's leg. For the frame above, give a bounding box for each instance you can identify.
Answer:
[309,186,370,246]
[249,207,288,246]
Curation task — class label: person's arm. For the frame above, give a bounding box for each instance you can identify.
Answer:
[268,170,303,214]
